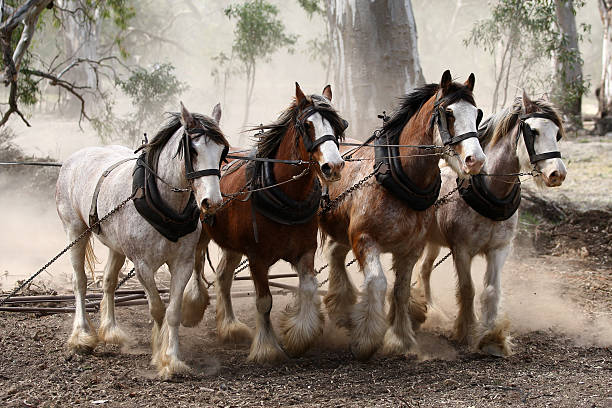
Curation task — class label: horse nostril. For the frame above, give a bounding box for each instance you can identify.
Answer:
[321,163,332,177]
[338,160,345,170]
[465,155,475,166]
[201,198,210,209]
[550,171,559,180]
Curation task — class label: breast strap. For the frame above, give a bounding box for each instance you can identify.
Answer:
[456,174,521,221]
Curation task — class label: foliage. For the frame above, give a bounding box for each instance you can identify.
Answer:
[110,63,188,145]
[225,0,297,68]
[223,0,297,125]
[465,0,590,113]
[297,0,325,17]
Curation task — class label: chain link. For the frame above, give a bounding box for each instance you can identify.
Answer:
[319,163,382,216]
[0,195,134,307]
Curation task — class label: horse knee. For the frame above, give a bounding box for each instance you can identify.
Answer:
[256,294,272,315]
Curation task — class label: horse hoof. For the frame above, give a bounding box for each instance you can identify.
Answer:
[68,330,98,354]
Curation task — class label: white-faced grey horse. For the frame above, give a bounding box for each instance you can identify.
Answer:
[412,92,567,356]
[56,103,229,378]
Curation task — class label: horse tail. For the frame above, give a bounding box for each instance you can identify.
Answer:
[84,236,99,282]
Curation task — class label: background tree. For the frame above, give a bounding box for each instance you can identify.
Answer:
[466,0,589,127]
[224,0,297,126]
[325,0,425,135]
[598,0,612,132]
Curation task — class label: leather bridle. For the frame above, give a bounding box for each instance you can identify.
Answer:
[517,113,562,164]
[294,97,348,153]
[180,127,228,179]
[431,96,483,146]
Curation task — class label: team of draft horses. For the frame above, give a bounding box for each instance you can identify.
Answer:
[56,70,567,378]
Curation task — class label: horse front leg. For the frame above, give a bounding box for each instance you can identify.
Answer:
[280,250,324,356]
[216,249,252,343]
[248,258,286,363]
[156,254,195,379]
[382,251,421,355]
[323,240,357,330]
[477,246,511,356]
[349,233,387,360]
[452,248,476,345]
[98,249,129,346]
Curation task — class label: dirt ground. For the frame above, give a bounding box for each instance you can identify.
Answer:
[1,137,611,407]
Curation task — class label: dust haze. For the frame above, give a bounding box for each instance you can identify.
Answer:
[1,0,609,353]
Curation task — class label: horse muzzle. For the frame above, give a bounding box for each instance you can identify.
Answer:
[321,159,345,182]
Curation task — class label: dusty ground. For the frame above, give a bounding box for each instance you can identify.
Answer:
[1,136,611,407]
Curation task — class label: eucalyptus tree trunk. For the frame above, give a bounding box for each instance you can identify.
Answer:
[326,0,425,137]
[598,0,612,133]
[58,0,102,114]
[553,0,583,128]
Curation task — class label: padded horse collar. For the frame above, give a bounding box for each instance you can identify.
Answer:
[457,174,521,221]
[374,128,441,211]
[294,96,348,153]
[431,93,483,146]
[248,159,322,226]
[180,127,229,179]
[518,112,562,164]
[131,152,201,242]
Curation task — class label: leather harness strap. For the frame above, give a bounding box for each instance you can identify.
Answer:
[89,157,138,234]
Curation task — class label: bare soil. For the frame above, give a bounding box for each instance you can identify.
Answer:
[1,137,611,407]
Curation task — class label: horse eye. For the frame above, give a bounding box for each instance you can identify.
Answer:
[445,109,453,117]
[532,129,539,136]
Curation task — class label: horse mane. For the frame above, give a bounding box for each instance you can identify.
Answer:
[382,82,476,141]
[479,97,564,147]
[143,112,228,167]
[251,94,346,158]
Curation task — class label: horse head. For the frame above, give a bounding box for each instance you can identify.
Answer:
[432,70,486,177]
[294,83,346,182]
[179,102,229,214]
[517,92,567,187]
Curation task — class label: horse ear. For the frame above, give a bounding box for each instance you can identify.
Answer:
[322,84,332,101]
[440,70,452,94]
[180,101,196,129]
[212,102,222,124]
[522,90,536,114]
[465,73,475,92]
[295,82,306,105]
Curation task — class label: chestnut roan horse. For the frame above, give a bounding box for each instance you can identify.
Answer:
[319,71,487,360]
[412,92,567,356]
[190,84,346,363]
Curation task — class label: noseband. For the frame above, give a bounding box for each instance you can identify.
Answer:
[180,128,228,179]
[431,96,483,146]
[294,97,348,153]
[517,113,562,164]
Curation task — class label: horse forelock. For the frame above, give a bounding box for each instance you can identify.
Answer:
[251,94,346,158]
[144,112,229,167]
[381,81,476,142]
[487,97,564,148]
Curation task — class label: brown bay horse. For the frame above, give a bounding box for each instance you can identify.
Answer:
[319,71,487,360]
[187,84,346,363]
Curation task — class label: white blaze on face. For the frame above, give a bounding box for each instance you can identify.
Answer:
[522,117,567,187]
[440,100,486,177]
[190,136,225,209]
[309,112,344,181]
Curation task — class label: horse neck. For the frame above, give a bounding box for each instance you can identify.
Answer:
[397,98,440,188]
[271,126,316,201]
[155,129,192,211]
[482,125,521,197]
